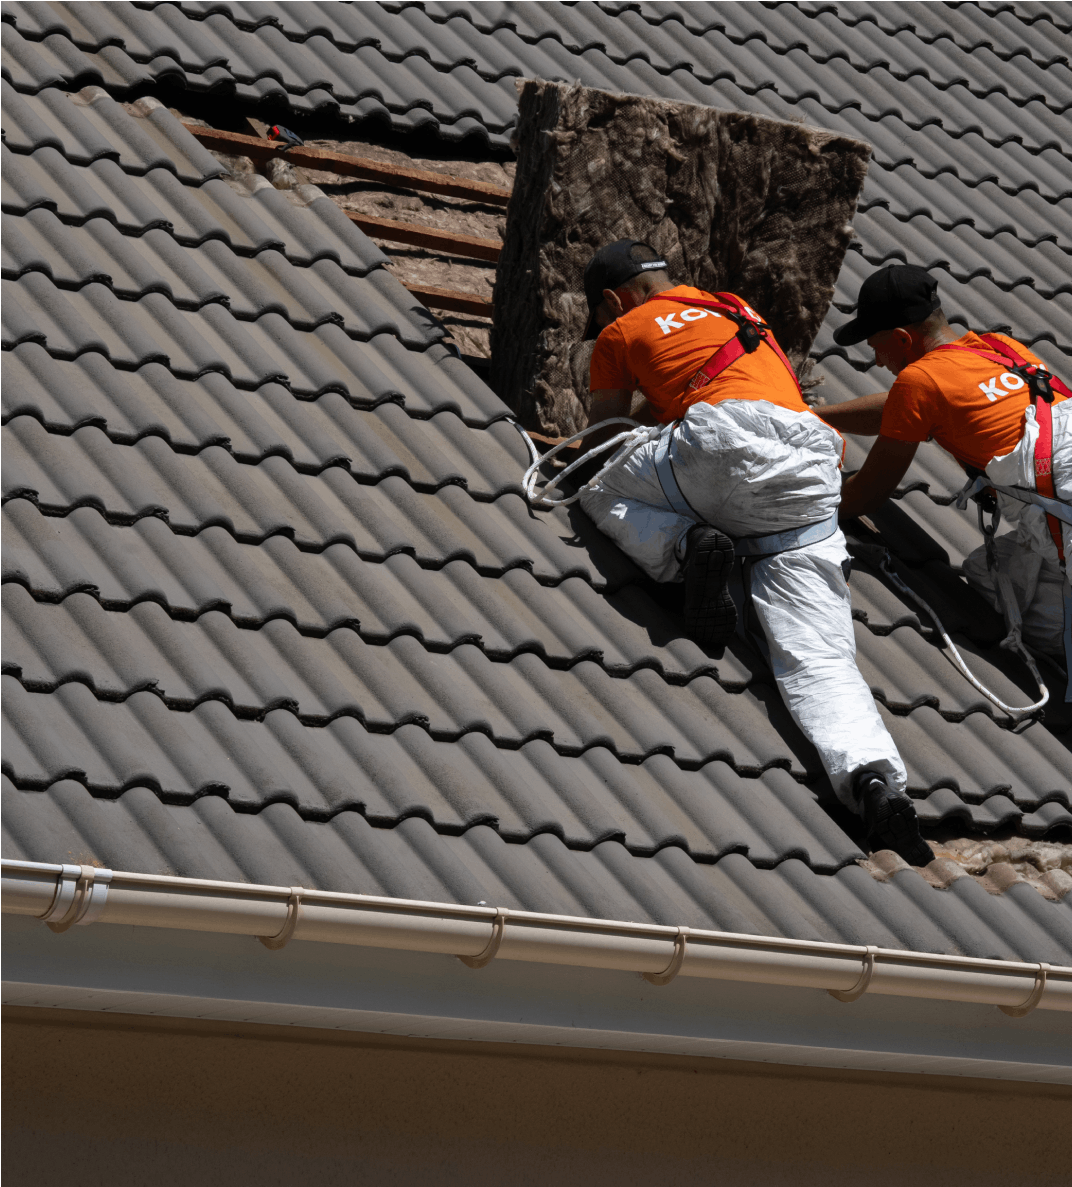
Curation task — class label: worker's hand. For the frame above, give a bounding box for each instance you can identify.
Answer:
[580,388,638,453]
[817,391,889,436]
[839,435,919,519]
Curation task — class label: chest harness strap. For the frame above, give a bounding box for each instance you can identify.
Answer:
[651,294,834,556]
[660,293,804,397]
[939,336,1072,703]
[937,334,1071,562]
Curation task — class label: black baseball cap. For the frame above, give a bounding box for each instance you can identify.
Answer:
[833,264,941,346]
[582,239,668,339]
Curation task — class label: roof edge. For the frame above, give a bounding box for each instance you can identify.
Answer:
[4,859,1069,1016]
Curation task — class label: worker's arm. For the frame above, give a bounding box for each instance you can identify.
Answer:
[817,391,889,436]
[580,388,651,452]
[839,435,920,519]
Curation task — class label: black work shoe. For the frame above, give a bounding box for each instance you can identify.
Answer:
[682,525,736,648]
[856,772,932,867]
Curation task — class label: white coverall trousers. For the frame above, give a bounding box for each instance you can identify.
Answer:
[580,399,908,810]
[963,401,1072,662]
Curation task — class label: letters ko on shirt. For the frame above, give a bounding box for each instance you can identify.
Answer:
[978,371,1027,402]
[654,302,762,336]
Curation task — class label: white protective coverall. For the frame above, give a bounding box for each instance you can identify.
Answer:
[963,401,1072,660]
[580,397,909,809]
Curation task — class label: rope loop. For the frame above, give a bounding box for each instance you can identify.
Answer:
[878,551,1047,720]
[522,418,662,508]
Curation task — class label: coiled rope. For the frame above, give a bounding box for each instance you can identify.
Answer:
[519,417,664,508]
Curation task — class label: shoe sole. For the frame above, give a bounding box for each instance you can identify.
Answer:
[868,792,932,867]
[684,529,737,648]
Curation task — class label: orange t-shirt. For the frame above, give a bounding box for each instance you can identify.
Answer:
[880,331,1067,471]
[589,286,806,423]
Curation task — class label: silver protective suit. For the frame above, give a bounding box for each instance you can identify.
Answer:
[580,398,908,809]
[963,400,1072,656]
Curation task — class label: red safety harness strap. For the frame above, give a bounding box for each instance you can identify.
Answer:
[935,335,1068,561]
[658,294,803,397]
[1033,390,1065,560]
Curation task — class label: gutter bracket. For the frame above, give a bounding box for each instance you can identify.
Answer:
[458,908,509,969]
[829,944,877,1003]
[999,962,1049,1017]
[642,926,690,986]
[41,865,113,933]
[258,887,303,950]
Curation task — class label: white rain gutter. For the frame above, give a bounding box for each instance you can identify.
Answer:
[3,859,1069,1017]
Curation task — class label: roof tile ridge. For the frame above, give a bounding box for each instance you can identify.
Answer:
[0,496,616,592]
[4,268,447,365]
[0,674,806,781]
[4,580,726,688]
[2,406,524,503]
[0,771,866,875]
[591,0,1069,97]
[846,240,1072,298]
[853,195,1071,253]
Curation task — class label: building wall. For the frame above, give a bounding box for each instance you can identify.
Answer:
[3,1006,1068,1187]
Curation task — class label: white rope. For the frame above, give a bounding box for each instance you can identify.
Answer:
[877,532,1048,720]
[521,418,665,508]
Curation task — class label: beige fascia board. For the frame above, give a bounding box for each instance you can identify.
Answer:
[3,859,1068,1016]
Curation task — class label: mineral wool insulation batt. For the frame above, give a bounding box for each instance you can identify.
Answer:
[492,81,872,435]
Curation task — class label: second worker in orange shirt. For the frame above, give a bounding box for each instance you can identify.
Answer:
[576,240,928,866]
[822,263,1071,694]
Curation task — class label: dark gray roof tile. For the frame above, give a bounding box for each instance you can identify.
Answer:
[2,83,228,181]
[915,786,1023,830]
[1,23,101,92]
[3,344,520,482]
[2,270,441,372]
[854,623,1048,721]
[0,499,713,679]
[4,336,507,431]
[2,416,636,586]
[0,680,851,862]
[881,703,1071,806]
[0,585,797,768]
[3,142,395,275]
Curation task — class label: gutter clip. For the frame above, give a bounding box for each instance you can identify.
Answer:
[41,865,113,933]
[829,945,877,1003]
[642,926,690,986]
[458,908,509,969]
[999,963,1049,1017]
[258,887,304,950]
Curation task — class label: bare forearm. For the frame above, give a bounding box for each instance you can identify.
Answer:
[839,472,889,519]
[837,435,919,520]
[582,389,646,453]
[818,392,889,436]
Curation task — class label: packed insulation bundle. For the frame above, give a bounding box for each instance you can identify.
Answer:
[491,81,871,435]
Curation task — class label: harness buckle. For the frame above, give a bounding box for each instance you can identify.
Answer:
[737,320,763,354]
[1022,365,1054,404]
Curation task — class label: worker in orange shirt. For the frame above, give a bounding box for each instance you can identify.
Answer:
[576,240,929,866]
[822,264,1071,698]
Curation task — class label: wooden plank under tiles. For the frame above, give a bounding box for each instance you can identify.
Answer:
[183,125,513,206]
[346,211,501,262]
[405,283,494,317]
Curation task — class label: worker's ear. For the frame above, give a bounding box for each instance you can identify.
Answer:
[602,288,626,319]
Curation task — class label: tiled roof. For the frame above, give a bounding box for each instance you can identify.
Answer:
[2,5,1070,966]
